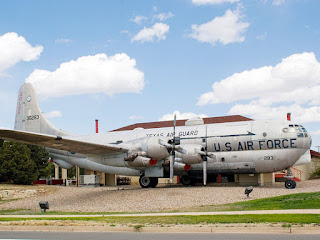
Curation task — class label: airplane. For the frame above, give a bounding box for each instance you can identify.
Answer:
[0,83,312,189]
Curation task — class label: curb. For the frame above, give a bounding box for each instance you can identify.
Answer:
[1,225,320,234]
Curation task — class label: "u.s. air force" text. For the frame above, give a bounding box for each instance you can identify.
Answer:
[213,138,297,152]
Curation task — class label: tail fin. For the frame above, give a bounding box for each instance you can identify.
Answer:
[14,83,67,136]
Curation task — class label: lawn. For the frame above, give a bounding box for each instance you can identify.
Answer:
[188,192,320,212]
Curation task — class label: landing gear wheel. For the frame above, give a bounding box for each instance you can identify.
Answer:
[285,179,296,189]
[139,175,151,188]
[181,176,193,186]
[150,177,158,188]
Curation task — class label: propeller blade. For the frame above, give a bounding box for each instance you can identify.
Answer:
[170,152,174,182]
[195,149,207,156]
[206,152,215,158]
[158,139,172,149]
[203,158,207,186]
[175,146,187,154]
[203,124,208,186]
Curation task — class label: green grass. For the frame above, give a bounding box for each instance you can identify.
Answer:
[0,214,319,225]
[190,192,320,212]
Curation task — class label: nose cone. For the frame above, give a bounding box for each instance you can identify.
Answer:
[309,133,312,149]
[302,125,312,148]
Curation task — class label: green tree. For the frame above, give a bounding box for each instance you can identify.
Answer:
[0,142,38,184]
[27,144,50,178]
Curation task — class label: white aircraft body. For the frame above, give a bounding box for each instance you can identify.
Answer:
[0,84,312,189]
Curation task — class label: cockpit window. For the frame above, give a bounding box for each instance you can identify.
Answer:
[288,125,295,133]
[297,133,304,138]
[288,124,309,138]
[295,126,304,138]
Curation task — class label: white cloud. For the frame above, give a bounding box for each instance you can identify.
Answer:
[132,23,170,43]
[190,9,249,45]
[159,111,208,121]
[311,130,320,136]
[198,52,320,124]
[45,110,62,119]
[153,12,174,21]
[229,103,320,123]
[129,115,144,120]
[198,52,320,106]
[26,53,144,98]
[131,15,147,25]
[256,32,267,40]
[192,0,239,5]
[0,32,43,73]
[272,0,285,6]
[55,38,72,44]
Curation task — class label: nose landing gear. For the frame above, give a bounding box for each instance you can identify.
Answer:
[285,179,296,189]
[284,168,296,189]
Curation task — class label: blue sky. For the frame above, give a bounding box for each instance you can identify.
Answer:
[1,0,320,150]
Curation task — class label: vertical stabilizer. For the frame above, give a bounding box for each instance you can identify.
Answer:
[14,83,67,136]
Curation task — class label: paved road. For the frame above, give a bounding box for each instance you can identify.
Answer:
[2,209,320,218]
[0,231,320,240]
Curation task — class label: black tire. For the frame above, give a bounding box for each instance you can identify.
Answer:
[139,175,151,188]
[150,177,158,188]
[285,180,296,189]
[181,176,193,186]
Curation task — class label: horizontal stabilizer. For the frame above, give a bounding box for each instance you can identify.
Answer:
[0,129,128,155]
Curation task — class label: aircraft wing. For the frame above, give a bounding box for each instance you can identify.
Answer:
[0,129,128,155]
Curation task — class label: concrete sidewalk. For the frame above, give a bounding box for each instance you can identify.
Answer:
[1,209,320,218]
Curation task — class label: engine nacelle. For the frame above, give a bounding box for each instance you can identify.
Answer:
[141,137,170,160]
[175,144,204,164]
[53,159,74,169]
[126,156,157,168]
[173,162,191,171]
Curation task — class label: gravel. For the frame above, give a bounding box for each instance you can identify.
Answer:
[0,179,319,213]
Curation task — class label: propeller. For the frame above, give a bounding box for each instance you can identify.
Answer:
[200,125,215,186]
[158,139,186,154]
[170,114,177,183]
[203,125,208,185]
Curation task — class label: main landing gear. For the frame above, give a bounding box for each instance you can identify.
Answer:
[139,176,158,188]
[180,176,194,186]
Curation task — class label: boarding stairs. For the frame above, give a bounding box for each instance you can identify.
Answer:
[275,167,303,182]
